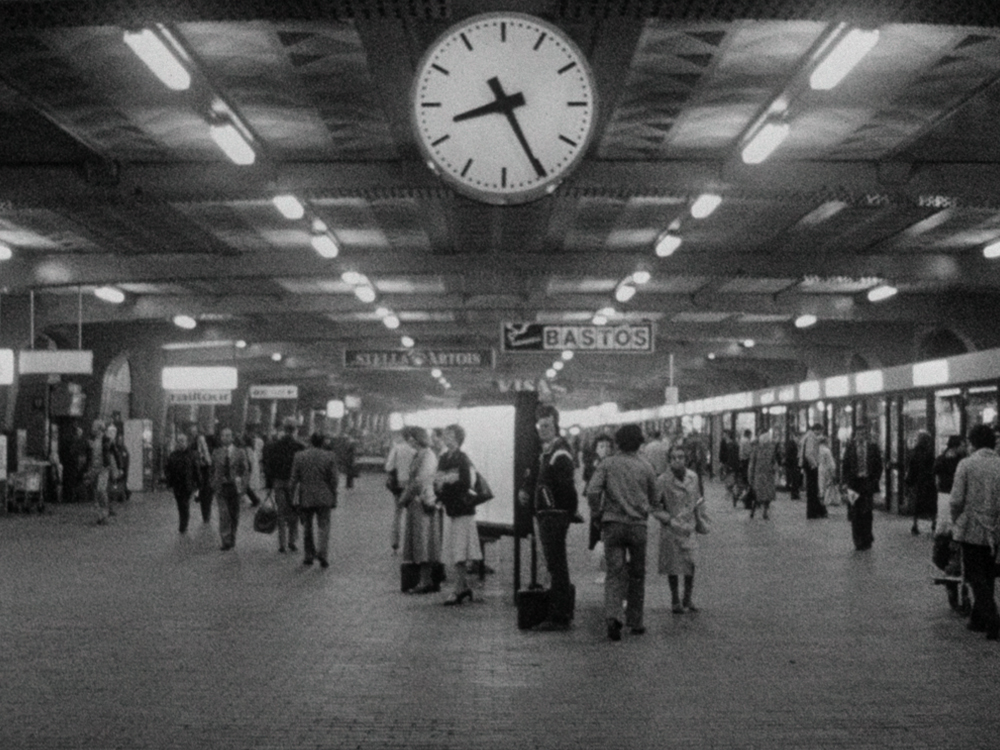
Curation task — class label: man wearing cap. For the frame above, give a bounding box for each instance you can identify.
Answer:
[262,417,305,554]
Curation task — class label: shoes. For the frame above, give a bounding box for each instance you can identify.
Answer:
[409,584,437,594]
[986,629,999,642]
[672,603,685,614]
[683,602,699,613]
[278,547,286,554]
[443,589,473,606]
[318,557,329,569]
[289,543,298,552]
[607,619,623,641]
[967,621,987,633]
[303,558,314,567]
[220,543,234,551]
[534,620,571,632]
[911,526,920,536]
[629,626,646,635]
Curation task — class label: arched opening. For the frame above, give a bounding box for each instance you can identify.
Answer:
[101,354,132,422]
[917,328,969,360]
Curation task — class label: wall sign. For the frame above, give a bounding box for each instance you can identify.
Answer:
[344,349,495,369]
[249,385,299,400]
[502,322,654,352]
[167,390,232,405]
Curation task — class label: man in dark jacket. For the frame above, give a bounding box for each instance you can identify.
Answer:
[842,423,883,551]
[164,433,199,533]
[518,404,579,631]
[262,418,305,554]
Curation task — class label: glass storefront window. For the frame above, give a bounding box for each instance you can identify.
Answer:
[967,386,997,430]
[935,388,963,455]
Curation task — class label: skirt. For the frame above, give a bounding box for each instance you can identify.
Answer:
[443,514,483,566]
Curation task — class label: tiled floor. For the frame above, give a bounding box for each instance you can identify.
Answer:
[1,475,997,749]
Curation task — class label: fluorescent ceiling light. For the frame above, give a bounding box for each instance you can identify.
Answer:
[632,270,651,285]
[209,121,255,165]
[310,233,339,258]
[743,339,756,348]
[867,284,897,302]
[655,233,682,257]
[354,285,377,303]
[173,314,197,329]
[401,335,415,348]
[272,194,305,220]
[235,339,247,349]
[341,271,364,285]
[431,368,442,378]
[374,306,390,318]
[0,242,11,261]
[592,314,608,325]
[810,29,880,90]
[546,368,557,379]
[741,121,790,164]
[615,283,636,303]
[690,193,722,219]
[123,28,191,91]
[795,313,817,328]
[271,352,282,362]
[561,350,574,361]
[94,286,125,304]
[553,361,564,371]
[983,240,1000,259]
[383,314,400,330]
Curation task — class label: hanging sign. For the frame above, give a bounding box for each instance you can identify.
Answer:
[19,350,94,374]
[167,390,232,405]
[344,349,495,369]
[249,385,299,400]
[502,322,654,352]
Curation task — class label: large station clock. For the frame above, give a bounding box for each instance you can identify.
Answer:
[411,12,598,205]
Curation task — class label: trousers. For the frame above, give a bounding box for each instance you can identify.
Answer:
[216,484,240,547]
[300,507,332,562]
[602,521,647,628]
[536,511,573,624]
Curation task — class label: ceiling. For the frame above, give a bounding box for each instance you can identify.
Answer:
[3,0,1000,414]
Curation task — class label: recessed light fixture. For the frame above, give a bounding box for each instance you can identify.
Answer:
[553,361,564,371]
[655,233,682,257]
[690,193,722,219]
[546,368,557,379]
[0,242,11,261]
[867,284,897,303]
[94,286,125,304]
[123,28,191,91]
[383,314,400,330]
[271,352,283,362]
[209,119,255,165]
[561,350,574,361]
[374,306,390,318]
[592,314,608,325]
[795,314,818,328]
[741,121,790,165]
[810,28,880,91]
[401,335,415,348]
[341,271,364,286]
[615,283,636,303]
[172,314,197,330]
[354,285,377,303]
[310,233,339,258]
[431,368,442,379]
[235,339,247,349]
[632,270,651,285]
[707,352,716,360]
[983,240,1000,259]
[743,339,756,348]
[272,194,305,220]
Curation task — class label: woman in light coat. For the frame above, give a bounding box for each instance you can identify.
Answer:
[399,426,442,593]
[817,436,839,507]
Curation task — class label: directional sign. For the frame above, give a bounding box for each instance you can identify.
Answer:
[344,349,495,369]
[249,385,299,400]
[167,390,232,405]
[502,322,654,352]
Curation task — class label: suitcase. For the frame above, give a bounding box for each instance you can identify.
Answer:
[400,562,446,592]
[516,584,575,630]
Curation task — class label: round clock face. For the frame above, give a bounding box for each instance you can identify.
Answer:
[411,13,597,205]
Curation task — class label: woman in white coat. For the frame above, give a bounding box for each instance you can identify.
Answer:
[399,426,442,593]
[817,436,840,507]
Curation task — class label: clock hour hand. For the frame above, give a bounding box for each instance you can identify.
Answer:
[453,92,526,122]
[486,77,546,179]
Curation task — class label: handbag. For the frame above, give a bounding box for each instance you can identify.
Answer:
[465,466,494,510]
[253,490,278,534]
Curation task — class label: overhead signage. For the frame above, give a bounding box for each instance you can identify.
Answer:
[167,390,232,405]
[344,349,495,370]
[19,350,94,375]
[249,385,299,400]
[502,322,654,353]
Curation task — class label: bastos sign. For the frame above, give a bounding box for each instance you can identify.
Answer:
[502,322,654,353]
[344,349,495,369]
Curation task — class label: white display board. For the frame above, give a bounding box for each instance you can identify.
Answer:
[403,405,515,527]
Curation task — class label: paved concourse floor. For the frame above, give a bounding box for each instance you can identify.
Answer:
[1,474,997,750]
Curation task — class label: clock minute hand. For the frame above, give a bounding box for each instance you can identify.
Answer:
[487,77,547,179]
[453,92,526,122]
